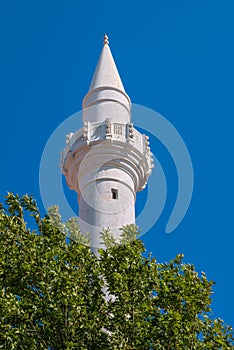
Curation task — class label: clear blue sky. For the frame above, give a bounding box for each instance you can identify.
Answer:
[0,0,233,326]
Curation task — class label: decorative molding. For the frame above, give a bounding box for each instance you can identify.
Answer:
[61,119,154,193]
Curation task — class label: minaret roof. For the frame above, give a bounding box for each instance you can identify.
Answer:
[82,34,131,123]
[88,34,125,92]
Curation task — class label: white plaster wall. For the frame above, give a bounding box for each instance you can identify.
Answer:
[82,101,130,124]
[78,167,135,248]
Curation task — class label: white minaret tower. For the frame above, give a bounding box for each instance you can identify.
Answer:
[61,35,153,251]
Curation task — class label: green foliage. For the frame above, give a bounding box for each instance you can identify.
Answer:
[0,193,233,349]
[0,193,107,349]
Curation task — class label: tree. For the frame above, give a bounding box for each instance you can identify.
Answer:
[0,193,233,349]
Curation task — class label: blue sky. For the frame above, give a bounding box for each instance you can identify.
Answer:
[0,1,234,326]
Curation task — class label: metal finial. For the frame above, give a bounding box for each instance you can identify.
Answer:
[104,33,109,45]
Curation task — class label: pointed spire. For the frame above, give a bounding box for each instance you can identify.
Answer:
[82,35,131,124]
[88,34,125,92]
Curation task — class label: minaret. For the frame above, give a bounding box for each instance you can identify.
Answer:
[61,35,153,251]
